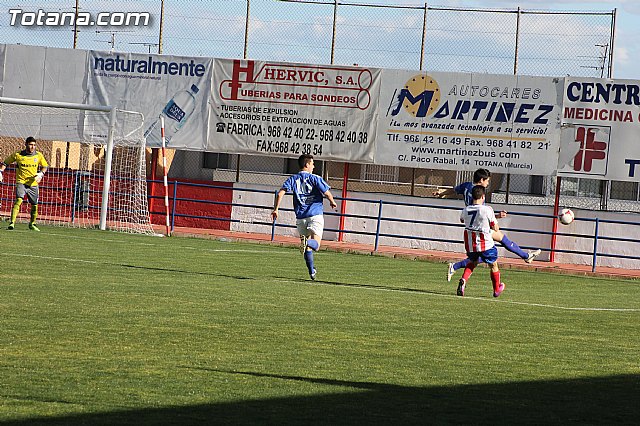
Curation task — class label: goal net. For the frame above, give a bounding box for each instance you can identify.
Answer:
[0,98,155,235]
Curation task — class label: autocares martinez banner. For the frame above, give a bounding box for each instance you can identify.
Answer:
[209,59,380,162]
[87,51,212,149]
[374,70,563,175]
[558,77,640,182]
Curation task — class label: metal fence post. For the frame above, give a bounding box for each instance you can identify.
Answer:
[70,170,78,223]
[244,0,250,59]
[158,0,165,54]
[171,180,178,232]
[338,162,349,242]
[374,200,383,251]
[73,0,79,48]
[271,189,278,241]
[592,217,600,272]
[608,8,617,78]
[419,3,427,70]
[513,7,521,75]
[410,168,416,196]
[330,0,338,64]
[550,176,562,263]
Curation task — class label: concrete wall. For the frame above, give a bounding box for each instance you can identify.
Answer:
[553,211,640,269]
[230,183,640,270]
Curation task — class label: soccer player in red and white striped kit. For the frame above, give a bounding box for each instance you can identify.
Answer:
[458,184,505,298]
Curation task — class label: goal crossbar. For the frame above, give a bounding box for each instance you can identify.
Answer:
[0,96,112,112]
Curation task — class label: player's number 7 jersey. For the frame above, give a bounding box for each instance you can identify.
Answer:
[460,204,496,253]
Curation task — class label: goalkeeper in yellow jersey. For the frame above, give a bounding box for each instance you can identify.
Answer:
[0,136,49,231]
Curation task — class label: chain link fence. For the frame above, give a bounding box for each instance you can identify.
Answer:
[2,1,614,75]
[3,1,630,211]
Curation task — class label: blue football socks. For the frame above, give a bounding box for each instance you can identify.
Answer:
[501,235,528,259]
[304,250,315,275]
[453,258,469,271]
[306,239,319,251]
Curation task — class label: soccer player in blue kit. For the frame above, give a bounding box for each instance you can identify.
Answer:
[272,154,337,280]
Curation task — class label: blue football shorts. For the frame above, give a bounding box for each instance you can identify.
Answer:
[467,246,498,264]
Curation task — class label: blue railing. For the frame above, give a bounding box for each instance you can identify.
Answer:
[148,179,640,273]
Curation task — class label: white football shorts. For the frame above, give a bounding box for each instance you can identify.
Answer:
[296,214,324,240]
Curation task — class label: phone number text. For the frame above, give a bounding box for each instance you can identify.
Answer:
[225,123,368,144]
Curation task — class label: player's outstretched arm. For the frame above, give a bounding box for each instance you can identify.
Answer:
[432,187,456,198]
[324,190,338,210]
[271,189,286,220]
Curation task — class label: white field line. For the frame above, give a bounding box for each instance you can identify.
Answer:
[39,231,290,254]
[13,232,640,313]
[276,278,640,312]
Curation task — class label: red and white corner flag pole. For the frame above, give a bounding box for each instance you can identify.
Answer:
[160,116,171,236]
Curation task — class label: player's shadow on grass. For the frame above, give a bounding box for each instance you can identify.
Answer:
[299,276,449,297]
[119,263,255,280]
[4,372,638,425]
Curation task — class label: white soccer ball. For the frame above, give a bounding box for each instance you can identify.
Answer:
[558,208,575,225]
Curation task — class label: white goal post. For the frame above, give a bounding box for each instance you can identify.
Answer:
[0,96,155,234]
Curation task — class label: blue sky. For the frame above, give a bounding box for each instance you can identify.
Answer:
[0,1,636,80]
[402,0,639,80]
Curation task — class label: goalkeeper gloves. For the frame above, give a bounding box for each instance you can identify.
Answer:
[35,171,44,183]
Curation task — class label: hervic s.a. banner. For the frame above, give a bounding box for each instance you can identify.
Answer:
[87,51,212,149]
[375,70,562,175]
[559,77,640,182]
[210,59,380,162]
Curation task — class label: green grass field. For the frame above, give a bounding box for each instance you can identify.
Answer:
[1,226,638,425]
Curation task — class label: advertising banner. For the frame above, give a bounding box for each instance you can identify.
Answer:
[0,45,88,142]
[559,77,640,182]
[209,59,380,162]
[87,51,212,149]
[375,70,563,175]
